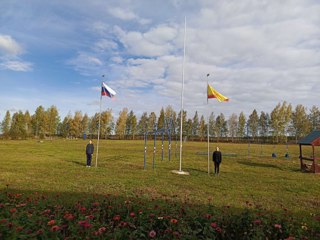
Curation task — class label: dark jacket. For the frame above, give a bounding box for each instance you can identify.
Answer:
[86,143,94,155]
[212,151,222,163]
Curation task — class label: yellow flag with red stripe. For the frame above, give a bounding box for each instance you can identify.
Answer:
[207,84,229,102]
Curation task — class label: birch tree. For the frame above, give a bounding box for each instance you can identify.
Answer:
[237,112,246,139]
[1,111,11,139]
[115,108,128,139]
[270,102,292,143]
[309,106,320,131]
[248,109,259,139]
[291,104,310,142]
[228,113,238,142]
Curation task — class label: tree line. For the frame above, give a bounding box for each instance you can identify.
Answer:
[1,102,320,143]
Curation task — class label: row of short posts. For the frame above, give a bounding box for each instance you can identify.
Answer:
[144,120,173,170]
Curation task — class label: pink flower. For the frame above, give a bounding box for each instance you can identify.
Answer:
[15,193,22,198]
[98,226,106,233]
[215,227,222,233]
[50,225,60,232]
[92,202,100,207]
[92,226,106,236]
[78,220,86,225]
[9,208,17,213]
[210,222,217,228]
[42,209,51,214]
[170,218,178,224]
[205,214,212,219]
[47,220,56,226]
[78,220,92,228]
[253,219,262,225]
[129,212,135,218]
[85,223,92,228]
[16,226,23,232]
[79,206,86,212]
[119,221,128,227]
[113,215,121,221]
[149,230,157,238]
[64,213,74,221]
[274,224,282,229]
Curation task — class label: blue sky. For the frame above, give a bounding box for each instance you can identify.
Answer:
[0,0,319,121]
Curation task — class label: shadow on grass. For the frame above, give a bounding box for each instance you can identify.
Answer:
[71,160,86,166]
[237,161,282,170]
[184,167,209,174]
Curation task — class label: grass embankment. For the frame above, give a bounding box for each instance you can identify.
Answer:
[0,139,319,239]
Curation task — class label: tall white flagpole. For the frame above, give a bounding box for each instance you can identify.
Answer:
[207,74,210,175]
[95,77,104,167]
[179,16,187,173]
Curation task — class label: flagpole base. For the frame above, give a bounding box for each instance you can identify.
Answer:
[171,170,190,175]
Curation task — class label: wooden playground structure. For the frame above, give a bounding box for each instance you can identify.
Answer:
[298,130,320,173]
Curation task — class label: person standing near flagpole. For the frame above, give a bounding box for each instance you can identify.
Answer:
[86,139,94,167]
[95,80,117,167]
[207,80,229,175]
[212,146,222,175]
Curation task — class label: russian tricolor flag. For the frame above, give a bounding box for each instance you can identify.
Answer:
[101,82,116,98]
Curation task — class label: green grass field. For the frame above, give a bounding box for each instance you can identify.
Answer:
[0,139,319,216]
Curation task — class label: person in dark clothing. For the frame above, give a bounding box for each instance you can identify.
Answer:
[212,146,222,175]
[86,140,94,167]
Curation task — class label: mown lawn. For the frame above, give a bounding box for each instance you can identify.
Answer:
[0,139,319,239]
[0,139,319,213]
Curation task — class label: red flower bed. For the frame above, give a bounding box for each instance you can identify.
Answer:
[0,190,319,239]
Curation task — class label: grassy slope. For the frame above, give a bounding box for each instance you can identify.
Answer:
[0,139,319,217]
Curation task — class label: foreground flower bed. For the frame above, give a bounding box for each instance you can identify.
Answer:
[0,190,319,239]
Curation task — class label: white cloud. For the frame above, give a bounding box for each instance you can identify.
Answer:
[91,22,110,36]
[111,56,123,64]
[144,25,178,45]
[114,25,176,57]
[0,60,33,72]
[67,52,103,75]
[108,7,137,21]
[107,7,151,25]
[93,39,118,52]
[0,34,33,72]
[126,58,166,81]
[0,35,23,55]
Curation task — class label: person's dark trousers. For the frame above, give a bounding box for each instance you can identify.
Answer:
[86,154,92,166]
[214,162,220,174]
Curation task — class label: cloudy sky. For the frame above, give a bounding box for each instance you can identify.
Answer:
[0,0,319,121]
